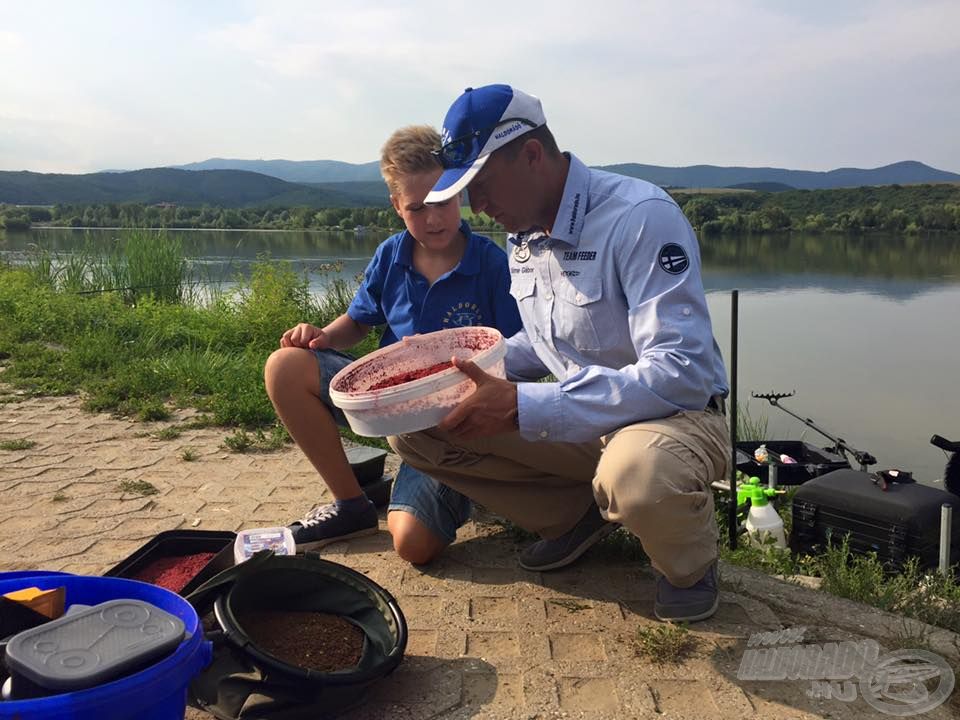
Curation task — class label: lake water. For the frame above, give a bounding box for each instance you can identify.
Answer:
[2,227,959,486]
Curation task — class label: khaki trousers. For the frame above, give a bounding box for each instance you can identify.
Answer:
[389,409,730,587]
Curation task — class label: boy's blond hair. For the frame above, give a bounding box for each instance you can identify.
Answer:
[380,125,442,195]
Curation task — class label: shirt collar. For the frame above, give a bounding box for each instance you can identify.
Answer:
[548,153,589,247]
[507,152,589,247]
[394,220,480,275]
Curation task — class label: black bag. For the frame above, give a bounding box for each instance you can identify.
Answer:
[791,469,960,571]
[185,551,407,720]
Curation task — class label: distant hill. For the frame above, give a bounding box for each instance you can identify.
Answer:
[172,158,383,183]
[171,157,959,190]
[0,168,384,208]
[725,181,796,192]
[596,160,960,190]
[4,159,958,209]
[305,181,389,204]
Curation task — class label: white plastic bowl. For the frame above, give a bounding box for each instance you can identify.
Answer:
[329,326,506,436]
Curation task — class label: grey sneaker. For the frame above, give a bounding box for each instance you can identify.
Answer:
[289,500,378,552]
[518,504,620,572]
[654,561,719,622]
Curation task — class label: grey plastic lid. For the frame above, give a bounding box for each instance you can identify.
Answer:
[5,599,185,691]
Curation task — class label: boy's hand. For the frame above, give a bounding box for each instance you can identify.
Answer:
[438,357,518,439]
[280,323,330,350]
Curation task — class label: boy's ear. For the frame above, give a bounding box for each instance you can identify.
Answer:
[390,194,402,216]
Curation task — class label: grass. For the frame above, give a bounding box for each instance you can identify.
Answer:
[635,623,697,663]
[180,447,198,461]
[155,426,183,440]
[51,492,69,502]
[718,492,960,634]
[736,401,769,442]
[0,236,379,432]
[0,439,36,451]
[221,425,290,453]
[119,479,159,496]
[25,230,190,304]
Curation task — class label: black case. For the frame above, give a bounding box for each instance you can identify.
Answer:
[790,469,960,571]
[103,529,236,596]
[737,441,849,485]
[345,446,387,485]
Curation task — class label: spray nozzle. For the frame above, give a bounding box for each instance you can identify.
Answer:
[736,475,779,507]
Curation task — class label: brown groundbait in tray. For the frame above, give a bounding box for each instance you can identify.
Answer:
[237,609,365,672]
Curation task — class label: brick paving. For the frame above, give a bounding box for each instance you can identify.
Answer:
[1,392,957,719]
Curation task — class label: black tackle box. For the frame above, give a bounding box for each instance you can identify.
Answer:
[737,441,850,485]
[790,469,960,572]
[103,529,236,596]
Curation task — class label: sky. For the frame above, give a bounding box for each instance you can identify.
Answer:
[1,0,958,175]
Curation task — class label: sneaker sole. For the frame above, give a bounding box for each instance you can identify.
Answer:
[654,591,720,623]
[294,526,378,553]
[518,523,620,572]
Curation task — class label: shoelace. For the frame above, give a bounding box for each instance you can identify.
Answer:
[300,502,339,527]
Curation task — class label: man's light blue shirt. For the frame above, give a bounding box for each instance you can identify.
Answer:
[505,154,729,443]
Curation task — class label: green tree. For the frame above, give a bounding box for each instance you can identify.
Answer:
[682,198,719,229]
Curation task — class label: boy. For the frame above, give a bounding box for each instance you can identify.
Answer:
[264,125,522,564]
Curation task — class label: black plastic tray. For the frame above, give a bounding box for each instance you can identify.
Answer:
[346,446,388,485]
[103,530,236,596]
[736,441,850,485]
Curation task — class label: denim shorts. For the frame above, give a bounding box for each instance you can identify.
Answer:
[313,348,473,544]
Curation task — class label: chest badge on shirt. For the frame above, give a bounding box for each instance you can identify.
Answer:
[513,240,531,264]
[658,243,689,275]
[443,302,482,328]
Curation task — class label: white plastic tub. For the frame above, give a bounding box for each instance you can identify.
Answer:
[329,327,506,436]
[234,527,296,564]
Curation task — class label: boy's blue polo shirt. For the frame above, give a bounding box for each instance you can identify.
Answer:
[348,221,522,347]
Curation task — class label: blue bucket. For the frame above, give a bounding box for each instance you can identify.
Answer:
[0,571,70,582]
[0,574,211,720]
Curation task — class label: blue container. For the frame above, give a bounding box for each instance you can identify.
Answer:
[0,571,70,582]
[0,575,211,720]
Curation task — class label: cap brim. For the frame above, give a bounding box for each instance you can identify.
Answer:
[425,153,490,204]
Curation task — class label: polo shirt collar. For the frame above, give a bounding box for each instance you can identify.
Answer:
[394,220,480,275]
[548,153,589,247]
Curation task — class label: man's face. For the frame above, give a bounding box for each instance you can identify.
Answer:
[466,146,536,233]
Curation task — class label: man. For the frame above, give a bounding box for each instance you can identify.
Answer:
[389,84,730,622]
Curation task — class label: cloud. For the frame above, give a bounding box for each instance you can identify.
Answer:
[1,0,957,172]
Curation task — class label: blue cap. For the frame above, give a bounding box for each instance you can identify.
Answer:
[427,84,546,203]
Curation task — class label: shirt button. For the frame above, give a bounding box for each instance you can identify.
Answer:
[539,430,549,438]
[576,293,583,302]
[682,307,692,316]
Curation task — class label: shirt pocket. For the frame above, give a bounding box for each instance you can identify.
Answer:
[508,274,541,339]
[510,273,536,303]
[554,276,606,351]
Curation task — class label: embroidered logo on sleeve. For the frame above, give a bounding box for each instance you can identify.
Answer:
[658,243,689,274]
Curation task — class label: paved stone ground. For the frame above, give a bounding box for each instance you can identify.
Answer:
[1,392,958,719]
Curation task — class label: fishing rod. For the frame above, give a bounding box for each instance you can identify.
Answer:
[751,391,877,471]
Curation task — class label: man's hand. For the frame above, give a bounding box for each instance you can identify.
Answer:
[438,357,519,439]
[280,323,330,350]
